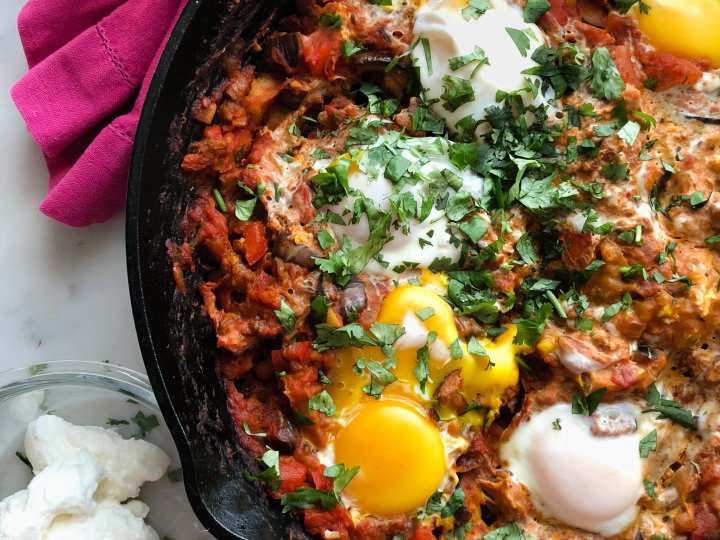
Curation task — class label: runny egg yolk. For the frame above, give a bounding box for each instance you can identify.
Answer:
[635,0,720,68]
[328,284,522,414]
[334,400,446,516]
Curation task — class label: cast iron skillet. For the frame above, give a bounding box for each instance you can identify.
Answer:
[126,1,310,538]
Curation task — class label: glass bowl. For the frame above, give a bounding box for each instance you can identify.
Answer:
[0,360,214,540]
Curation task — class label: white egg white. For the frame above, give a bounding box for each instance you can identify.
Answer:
[501,402,656,537]
[412,0,550,134]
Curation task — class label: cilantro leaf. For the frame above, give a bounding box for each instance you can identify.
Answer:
[318,12,343,30]
[354,358,398,398]
[340,40,363,59]
[516,232,539,264]
[274,299,296,333]
[314,213,392,286]
[462,0,491,20]
[323,463,360,496]
[414,344,432,393]
[441,75,476,112]
[601,292,632,321]
[571,387,607,416]
[505,27,534,57]
[131,411,160,438]
[513,303,553,345]
[458,217,488,243]
[523,0,551,22]
[308,390,336,417]
[616,0,651,15]
[245,448,281,490]
[589,47,626,100]
[234,197,257,221]
[600,162,629,181]
[484,522,534,540]
[449,46,489,78]
[644,479,656,500]
[617,121,641,145]
[639,429,657,458]
[643,383,695,429]
[280,487,337,512]
[416,307,436,321]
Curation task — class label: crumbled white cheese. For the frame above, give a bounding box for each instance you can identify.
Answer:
[25,414,170,501]
[45,501,159,540]
[0,415,170,540]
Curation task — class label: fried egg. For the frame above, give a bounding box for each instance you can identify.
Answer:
[501,402,655,536]
[634,0,720,68]
[317,277,526,517]
[320,134,485,274]
[412,0,548,133]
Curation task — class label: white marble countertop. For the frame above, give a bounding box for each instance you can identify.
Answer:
[0,0,144,375]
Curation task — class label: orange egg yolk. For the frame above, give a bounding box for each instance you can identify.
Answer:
[333,400,446,516]
[635,0,720,68]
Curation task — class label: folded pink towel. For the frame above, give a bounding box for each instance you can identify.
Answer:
[12,0,188,226]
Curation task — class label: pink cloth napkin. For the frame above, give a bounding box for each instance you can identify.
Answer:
[11,0,188,227]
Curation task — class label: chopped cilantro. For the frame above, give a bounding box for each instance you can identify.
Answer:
[274,299,296,333]
[441,75,476,112]
[317,229,334,250]
[449,46,489,78]
[643,383,695,429]
[280,487,337,512]
[617,121,641,145]
[340,40,363,59]
[523,0,551,22]
[589,47,626,100]
[601,292,632,321]
[462,0,491,20]
[318,12,342,30]
[513,303,553,345]
[354,357,398,398]
[616,0,651,15]
[416,307,436,321]
[600,162,629,181]
[308,390,336,417]
[505,27,535,57]
[571,387,607,416]
[483,522,534,540]
[131,411,160,438]
[643,479,656,500]
[212,188,227,212]
[639,429,657,458]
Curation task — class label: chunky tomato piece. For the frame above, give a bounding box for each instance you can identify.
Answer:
[609,45,644,87]
[643,51,704,91]
[302,28,341,79]
[561,230,600,271]
[610,361,644,389]
[304,506,353,540]
[283,341,313,364]
[410,526,437,540]
[309,465,333,492]
[277,456,308,495]
[243,221,267,265]
[541,0,575,26]
[575,21,614,46]
[247,271,281,309]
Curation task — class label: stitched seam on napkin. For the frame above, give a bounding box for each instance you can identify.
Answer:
[108,122,134,143]
[96,23,134,89]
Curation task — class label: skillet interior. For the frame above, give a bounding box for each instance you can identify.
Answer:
[126,1,310,538]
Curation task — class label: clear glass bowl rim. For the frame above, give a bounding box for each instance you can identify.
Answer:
[0,360,158,410]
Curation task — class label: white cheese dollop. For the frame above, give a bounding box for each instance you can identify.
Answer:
[0,415,170,540]
[25,414,171,501]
